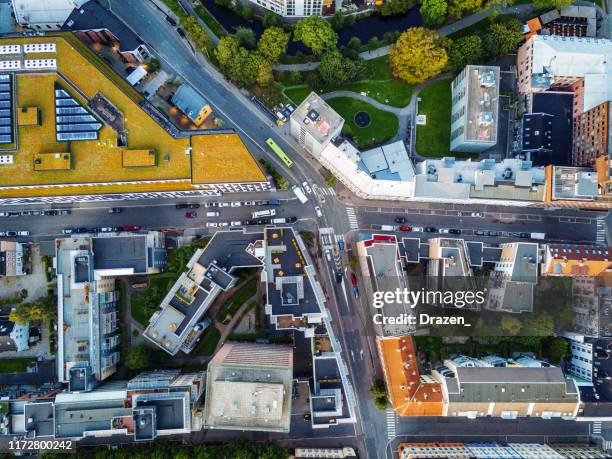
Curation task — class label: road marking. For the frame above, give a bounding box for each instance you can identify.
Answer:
[346,206,359,229]
[386,408,397,440]
[592,421,602,435]
[327,187,336,196]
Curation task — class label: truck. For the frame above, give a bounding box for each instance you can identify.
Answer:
[252,209,276,218]
[530,232,546,240]
[291,184,309,204]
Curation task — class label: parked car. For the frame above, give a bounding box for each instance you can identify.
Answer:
[230,202,242,207]
[0,232,6,237]
[424,227,436,232]
[186,212,197,218]
[218,222,229,227]
[58,209,71,215]
[165,15,177,26]
[244,201,256,206]
[519,232,530,238]
[286,216,297,223]
[74,227,89,233]
[335,272,343,283]
[204,202,218,208]
[121,225,140,231]
[176,27,186,38]
[206,222,218,228]
[394,217,406,224]
[20,211,31,216]
[475,230,486,236]
[314,206,323,218]
[256,218,270,225]
[0,212,8,217]
[449,229,461,235]
[302,181,313,195]
[44,210,59,216]
[175,203,189,209]
[108,207,122,214]
[62,229,73,234]
[438,228,449,234]
[411,226,424,232]
[399,226,410,232]
[471,212,482,217]
[218,202,230,208]
[488,231,499,237]
[5,231,17,237]
[32,210,45,216]
[230,221,242,226]
[100,227,117,232]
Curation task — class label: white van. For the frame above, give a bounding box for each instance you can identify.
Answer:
[206,211,220,217]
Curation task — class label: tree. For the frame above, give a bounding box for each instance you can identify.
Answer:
[483,19,523,57]
[253,53,273,86]
[181,16,213,53]
[344,14,356,28]
[448,0,482,19]
[235,27,256,50]
[500,315,522,336]
[293,16,337,55]
[9,295,54,325]
[347,36,362,51]
[534,0,572,9]
[389,27,449,84]
[421,0,448,26]
[318,50,361,84]
[214,0,232,8]
[546,337,569,364]
[325,174,336,187]
[257,26,290,64]
[236,5,253,19]
[146,58,160,72]
[370,379,388,410]
[262,11,281,28]
[380,0,416,16]
[524,311,554,336]
[383,30,401,45]
[330,11,345,31]
[448,35,483,69]
[125,344,151,370]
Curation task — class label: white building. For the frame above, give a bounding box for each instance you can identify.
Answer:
[449,65,500,153]
[290,92,344,157]
[11,0,86,30]
[245,0,330,17]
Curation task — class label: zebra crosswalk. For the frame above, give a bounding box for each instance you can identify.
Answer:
[386,408,397,440]
[592,421,602,435]
[596,219,607,244]
[346,206,359,229]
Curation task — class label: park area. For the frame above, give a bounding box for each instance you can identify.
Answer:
[415,78,452,157]
[327,97,399,149]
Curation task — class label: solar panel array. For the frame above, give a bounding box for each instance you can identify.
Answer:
[0,74,13,144]
[24,43,56,53]
[0,44,20,55]
[24,59,57,70]
[54,84,101,142]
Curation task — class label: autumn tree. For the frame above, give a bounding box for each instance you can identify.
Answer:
[389,27,450,84]
[293,16,337,55]
[318,50,363,84]
[421,0,448,26]
[534,0,572,9]
[257,26,290,64]
[448,35,483,69]
[380,0,416,16]
[500,315,522,336]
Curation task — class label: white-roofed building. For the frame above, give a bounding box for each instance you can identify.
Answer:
[12,0,86,30]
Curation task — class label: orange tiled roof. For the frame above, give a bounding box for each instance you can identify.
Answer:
[377,336,444,416]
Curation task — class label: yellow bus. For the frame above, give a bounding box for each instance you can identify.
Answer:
[266,137,293,168]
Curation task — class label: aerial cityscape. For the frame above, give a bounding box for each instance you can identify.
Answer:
[0,0,611,457]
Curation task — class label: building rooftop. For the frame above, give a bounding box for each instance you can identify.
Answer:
[551,166,598,200]
[92,235,147,274]
[204,342,293,432]
[13,0,86,26]
[463,65,500,144]
[171,83,209,124]
[0,35,266,199]
[23,402,55,437]
[358,141,415,182]
[291,92,344,144]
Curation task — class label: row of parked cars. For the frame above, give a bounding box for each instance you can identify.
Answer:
[205,216,297,228]
[0,209,71,217]
[62,225,140,235]
[0,230,30,237]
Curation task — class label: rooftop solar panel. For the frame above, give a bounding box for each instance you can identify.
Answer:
[56,106,87,115]
[57,131,98,141]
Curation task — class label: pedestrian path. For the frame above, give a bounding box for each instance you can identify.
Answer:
[596,219,607,244]
[386,408,397,440]
[346,206,359,229]
[592,421,602,435]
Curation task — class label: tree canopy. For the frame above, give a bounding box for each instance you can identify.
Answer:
[318,50,364,84]
[380,0,416,16]
[389,27,450,84]
[257,26,290,64]
[421,0,448,26]
[448,35,483,69]
[9,295,54,325]
[483,19,523,57]
[293,16,338,55]
[125,344,152,371]
[448,0,483,19]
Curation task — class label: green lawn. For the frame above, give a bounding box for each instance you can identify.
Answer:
[326,97,399,149]
[216,280,258,323]
[416,79,453,157]
[281,56,412,109]
[0,358,35,373]
[191,326,221,356]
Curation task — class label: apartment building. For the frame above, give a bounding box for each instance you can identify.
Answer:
[517,35,612,166]
[244,0,333,17]
[450,65,500,153]
[541,243,612,276]
[0,241,28,277]
[56,232,166,389]
[290,92,344,157]
[8,369,203,441]
[12,0,86,30]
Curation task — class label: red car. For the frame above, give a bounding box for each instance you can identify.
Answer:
[399,225,410,231]
[121,225,141,231]
[186,212,197,218]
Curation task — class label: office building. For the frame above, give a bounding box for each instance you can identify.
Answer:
[450,65,500,153]
[541,243,612,276]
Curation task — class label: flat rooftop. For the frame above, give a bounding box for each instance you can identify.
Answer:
[291,92,344,144]
[464,65,499,144]
[0,35,266,199]
[92,235,147,273]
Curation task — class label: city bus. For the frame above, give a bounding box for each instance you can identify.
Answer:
[266,137,294,168]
